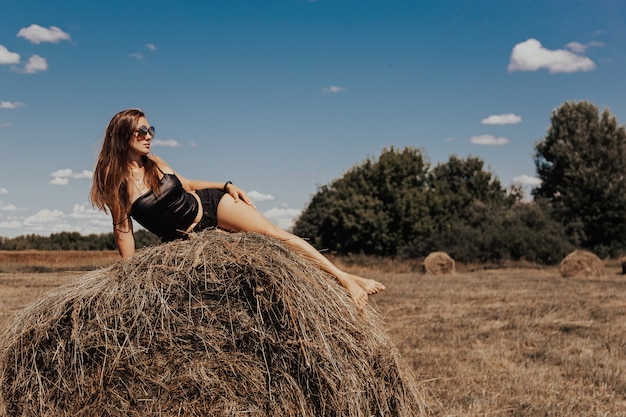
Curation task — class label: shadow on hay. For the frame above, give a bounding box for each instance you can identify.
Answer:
[0,230,428,417]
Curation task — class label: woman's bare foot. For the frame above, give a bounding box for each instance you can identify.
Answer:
[350,274,386,295]
[344,279,368,308]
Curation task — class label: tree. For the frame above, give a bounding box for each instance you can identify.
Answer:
[427,155,513,222]
[533,100,626,257]
[406,156,518,260]
[496,200,573,264]
[293,147,432,256]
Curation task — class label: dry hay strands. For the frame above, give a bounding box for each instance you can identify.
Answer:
[559,249,606,278]
[423,251,455,275]
[0,230,428,417]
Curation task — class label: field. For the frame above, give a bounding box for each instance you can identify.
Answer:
[1,251,625,416]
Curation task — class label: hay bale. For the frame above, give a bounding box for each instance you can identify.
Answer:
[423,251,455,275]
[0,230,427,416]
[559,249,605,278]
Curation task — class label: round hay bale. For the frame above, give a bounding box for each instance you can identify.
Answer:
[423,251,455,275]
[559,249,605,278]
[0,230,427,416]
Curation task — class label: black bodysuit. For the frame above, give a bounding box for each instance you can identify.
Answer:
[130,173,199,242]
[130,172,227,242]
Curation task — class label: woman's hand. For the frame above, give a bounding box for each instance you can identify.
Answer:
[225,183,256,208]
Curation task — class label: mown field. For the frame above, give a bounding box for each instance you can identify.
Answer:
[1,251,625,416]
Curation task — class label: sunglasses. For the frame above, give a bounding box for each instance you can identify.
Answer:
[135,125,155,139]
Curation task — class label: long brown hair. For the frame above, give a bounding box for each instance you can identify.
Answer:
[90,109,161,225]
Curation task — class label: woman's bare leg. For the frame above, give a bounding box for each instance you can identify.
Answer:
[215,196,385,307]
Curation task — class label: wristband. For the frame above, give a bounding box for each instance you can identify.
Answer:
[223,181,233,193]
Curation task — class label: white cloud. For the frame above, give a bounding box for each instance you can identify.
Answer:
[565,42,586,54]
[481,113,522,125]
[23,209,65,226]
[248,191,275,203]
[323,85,347,93]
[0,201,19,211]
[73,170,93,179]
[129,43,157,60]
[0,122,12,128]
[50,169,92,179]
[49,169,93,185]
[263,206,301,230]
[511,175,542,200]
[23,213,74,235]
[68,204,112,232]
[0,101,24,109]
[508,38,596,73]
[470,135,509,146]
[153,139,179,147]
[0,202,112,237]
[24,54,48,73]
[0,45,20,65]
[0,220,20,229]
[0,188,8,195]
[512,175,541,187]
[17,24,71,44]
[49,177,69,185]
[51,169,73,178]
[68,203,105,220]
[565,41,604,54]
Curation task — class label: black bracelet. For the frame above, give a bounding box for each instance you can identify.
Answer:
[223,181,232,193]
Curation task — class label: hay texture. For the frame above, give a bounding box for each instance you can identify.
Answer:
[423,251,455,275]
[0,231,427,417]
[559,249,605,278]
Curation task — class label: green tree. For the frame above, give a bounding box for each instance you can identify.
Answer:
[428,155,513,222]
[533,100,626,257]
[0,230,153,250]
[293,147,432,256]
[406,156,517,260]
[496,200,573,264]
[134,229,161,248]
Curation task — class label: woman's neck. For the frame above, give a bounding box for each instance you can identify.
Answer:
[128,155,145,170]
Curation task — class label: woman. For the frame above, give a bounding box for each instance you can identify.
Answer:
[90,109,385,307]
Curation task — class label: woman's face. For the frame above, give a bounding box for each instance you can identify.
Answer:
[128,116,155,157]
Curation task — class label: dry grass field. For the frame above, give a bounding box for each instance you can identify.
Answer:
[0,250,119,273]
[1,251,626,416]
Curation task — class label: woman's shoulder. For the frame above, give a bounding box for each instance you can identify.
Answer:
[147,153,164,165]
[147,154,174,175]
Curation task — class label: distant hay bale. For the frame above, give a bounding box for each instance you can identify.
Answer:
[0,230,428,416]
[423,251,455,275]
[559,250,605,278]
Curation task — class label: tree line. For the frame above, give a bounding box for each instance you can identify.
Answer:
[2,101,624,265]
[0,230,159,251]
[294,100,626,264]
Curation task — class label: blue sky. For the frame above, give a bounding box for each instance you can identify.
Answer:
[0,0,624,238]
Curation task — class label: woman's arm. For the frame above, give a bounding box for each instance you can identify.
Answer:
[113,216,135,258]
[150,155,255,206]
